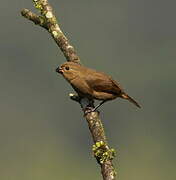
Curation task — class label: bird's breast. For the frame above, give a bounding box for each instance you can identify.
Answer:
[70,77,94,99]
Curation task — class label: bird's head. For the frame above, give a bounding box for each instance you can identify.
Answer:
[56,62,82,82]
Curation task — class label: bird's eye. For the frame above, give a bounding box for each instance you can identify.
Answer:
[65,66,70,70]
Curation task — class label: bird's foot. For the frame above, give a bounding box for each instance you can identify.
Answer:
[84,106,99,115]
[84,107,94,115]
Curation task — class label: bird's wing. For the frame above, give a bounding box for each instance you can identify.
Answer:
[70,77,94,98]
[84,71,123,95]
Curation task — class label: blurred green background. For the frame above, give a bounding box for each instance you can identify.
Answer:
[1,0,176,179]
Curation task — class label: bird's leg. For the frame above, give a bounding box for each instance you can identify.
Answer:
[84,100,107,115]
[91,100,106,112]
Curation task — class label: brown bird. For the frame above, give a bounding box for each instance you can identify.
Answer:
[56,62,141,111]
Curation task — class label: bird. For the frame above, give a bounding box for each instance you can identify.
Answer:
[56,61,141,111]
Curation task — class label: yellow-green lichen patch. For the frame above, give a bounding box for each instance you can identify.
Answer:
[33,0,43,11]
[92,141,116,164]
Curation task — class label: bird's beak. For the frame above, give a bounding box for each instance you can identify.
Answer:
[56,67,63,74]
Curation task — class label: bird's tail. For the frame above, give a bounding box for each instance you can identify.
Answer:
[121,93,141,108]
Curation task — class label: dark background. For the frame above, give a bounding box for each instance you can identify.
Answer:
[1,0,176,179]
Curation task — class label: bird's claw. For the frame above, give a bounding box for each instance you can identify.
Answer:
[84,107,99,116]
[84,107,94,115]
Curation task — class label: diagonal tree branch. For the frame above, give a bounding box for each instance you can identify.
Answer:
[21,0,80,63]
[21,1,116,179]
